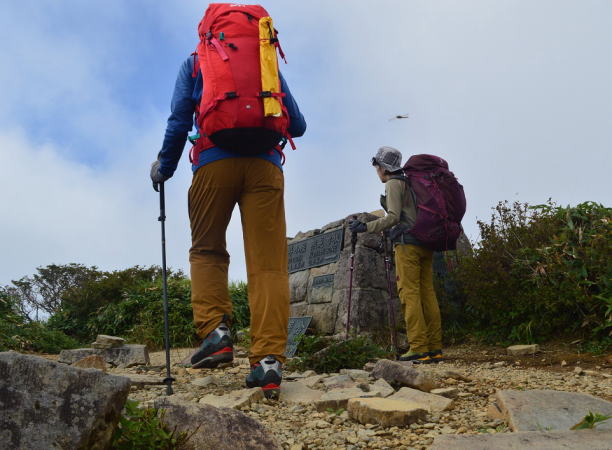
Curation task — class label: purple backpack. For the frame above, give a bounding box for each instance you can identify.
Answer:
[401,154,466,251]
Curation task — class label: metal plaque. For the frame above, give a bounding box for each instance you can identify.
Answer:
[312,274,335,288]
[288,228,344,273]
[284,316,313,358]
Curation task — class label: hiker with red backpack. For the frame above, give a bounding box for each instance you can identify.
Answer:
[349,147,465,363]
[150,3,306,398]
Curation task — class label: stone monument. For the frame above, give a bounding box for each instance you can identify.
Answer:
[288,212,401,337]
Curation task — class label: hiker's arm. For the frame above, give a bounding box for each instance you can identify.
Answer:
[280,72,306,138]
[366,179,403,234]
[158,58,197,177]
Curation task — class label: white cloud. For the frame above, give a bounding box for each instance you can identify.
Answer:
[1,0,611,286]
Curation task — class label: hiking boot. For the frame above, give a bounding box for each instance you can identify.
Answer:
[246,355,282,399]
[428,349,445,363]
[191,322,233,369]
[399,351,432,364]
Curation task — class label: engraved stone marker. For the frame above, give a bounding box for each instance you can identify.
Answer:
[288,228,344,273]
[310,274,335,304]
[284,316,313,358]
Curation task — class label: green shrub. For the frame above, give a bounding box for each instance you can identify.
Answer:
[229,281,249,331]
[457,201,611,347]
[111,400,187,449]
[88,278,197,350]
[0,292,78,353]
[289,335,388,373]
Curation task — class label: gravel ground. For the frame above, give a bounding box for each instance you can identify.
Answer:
[113,344,611,449]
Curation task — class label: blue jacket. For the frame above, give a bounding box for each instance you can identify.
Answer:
[158,56,306,177]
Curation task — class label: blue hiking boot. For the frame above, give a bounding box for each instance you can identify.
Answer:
[246,355,282,399]
[191,322,233,369]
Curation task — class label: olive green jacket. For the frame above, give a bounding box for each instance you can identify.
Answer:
[366,178,417,240]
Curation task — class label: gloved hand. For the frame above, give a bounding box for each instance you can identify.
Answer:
[150,160,170,192]
[349,219,367,234]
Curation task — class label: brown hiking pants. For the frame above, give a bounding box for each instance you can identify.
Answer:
[395,244,442,353]
[188,158,289,364]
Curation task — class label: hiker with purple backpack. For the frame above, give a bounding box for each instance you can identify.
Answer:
[349,146,466,363]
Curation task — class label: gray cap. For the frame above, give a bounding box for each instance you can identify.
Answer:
[372,146,402,173]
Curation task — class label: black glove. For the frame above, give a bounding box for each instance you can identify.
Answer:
[150,160,170,192]
[349,220,367,234]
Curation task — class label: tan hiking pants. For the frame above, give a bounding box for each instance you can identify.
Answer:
[394,244,442,353]
[188,158,289,364]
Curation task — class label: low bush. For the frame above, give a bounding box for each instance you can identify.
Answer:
[289,335,388,373]
[111,400,187,449]
[457,201,611,347]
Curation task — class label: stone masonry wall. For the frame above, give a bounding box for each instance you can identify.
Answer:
[288,213,401,337]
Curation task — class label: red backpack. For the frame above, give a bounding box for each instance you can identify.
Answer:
[400,155,467,251]
[190,3,293,164]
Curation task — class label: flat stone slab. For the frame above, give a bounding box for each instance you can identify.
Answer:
[155,397,280,450]
[371,359,436,392]
[279,381,324,404]
[71,355,107,372]
[390,387,454,412]
[126,374,165,388]
[323,374,356,389]
[191,375,219,388]
[340,369,371,381]
[302,375,325,388]
[315,387,374,411]
[431,387,459,399]
[507,344,539,356]
[348,397,427,427]
[431,430,612,450]
[495,389,612,431]
[91,334,125,349]
[58,345,150,368]
[199,388,264,410]
[0,351,131,450]
[369,378,395,398]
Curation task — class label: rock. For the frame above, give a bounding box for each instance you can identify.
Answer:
[369,378,395,398]
[155,397,280,450]
[91,334,125,349]
[340,369,371,380]
[430,387,459,399]
[495,389,612,431]
[442,370,472,382]
[126,374,165,388]
[191,375,219,388]
[323,374,355,389]
[506,344,539,356]
[431,430,612,450]
[302,370,316,377]
[574,367,584,375]
[199,388,264,410]
[315,387,373,411]
[347,397,427,427]
[389,387,454,412]
[71,355,107,372]
[58,345,150,368]
[493,361,506,367]
[0,351,130,450]
[561,360,567,366]
[302,375,325,388]
[371,359,436,392]
[487,402,505,420]
[279,381,324,404]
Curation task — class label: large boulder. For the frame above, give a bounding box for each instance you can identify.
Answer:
[494,389,612,432]
[155,397,280,450]
[0,351,131,450]
[58,344,149,368]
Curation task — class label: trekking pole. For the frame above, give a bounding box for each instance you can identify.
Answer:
[381,231,398,355]
[345,215,358,340]
[158,182,174,395]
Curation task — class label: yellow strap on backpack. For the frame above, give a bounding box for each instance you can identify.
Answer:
[259,16,282,117]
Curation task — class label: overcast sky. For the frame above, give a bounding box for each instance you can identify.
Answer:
[1,0,610,285]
